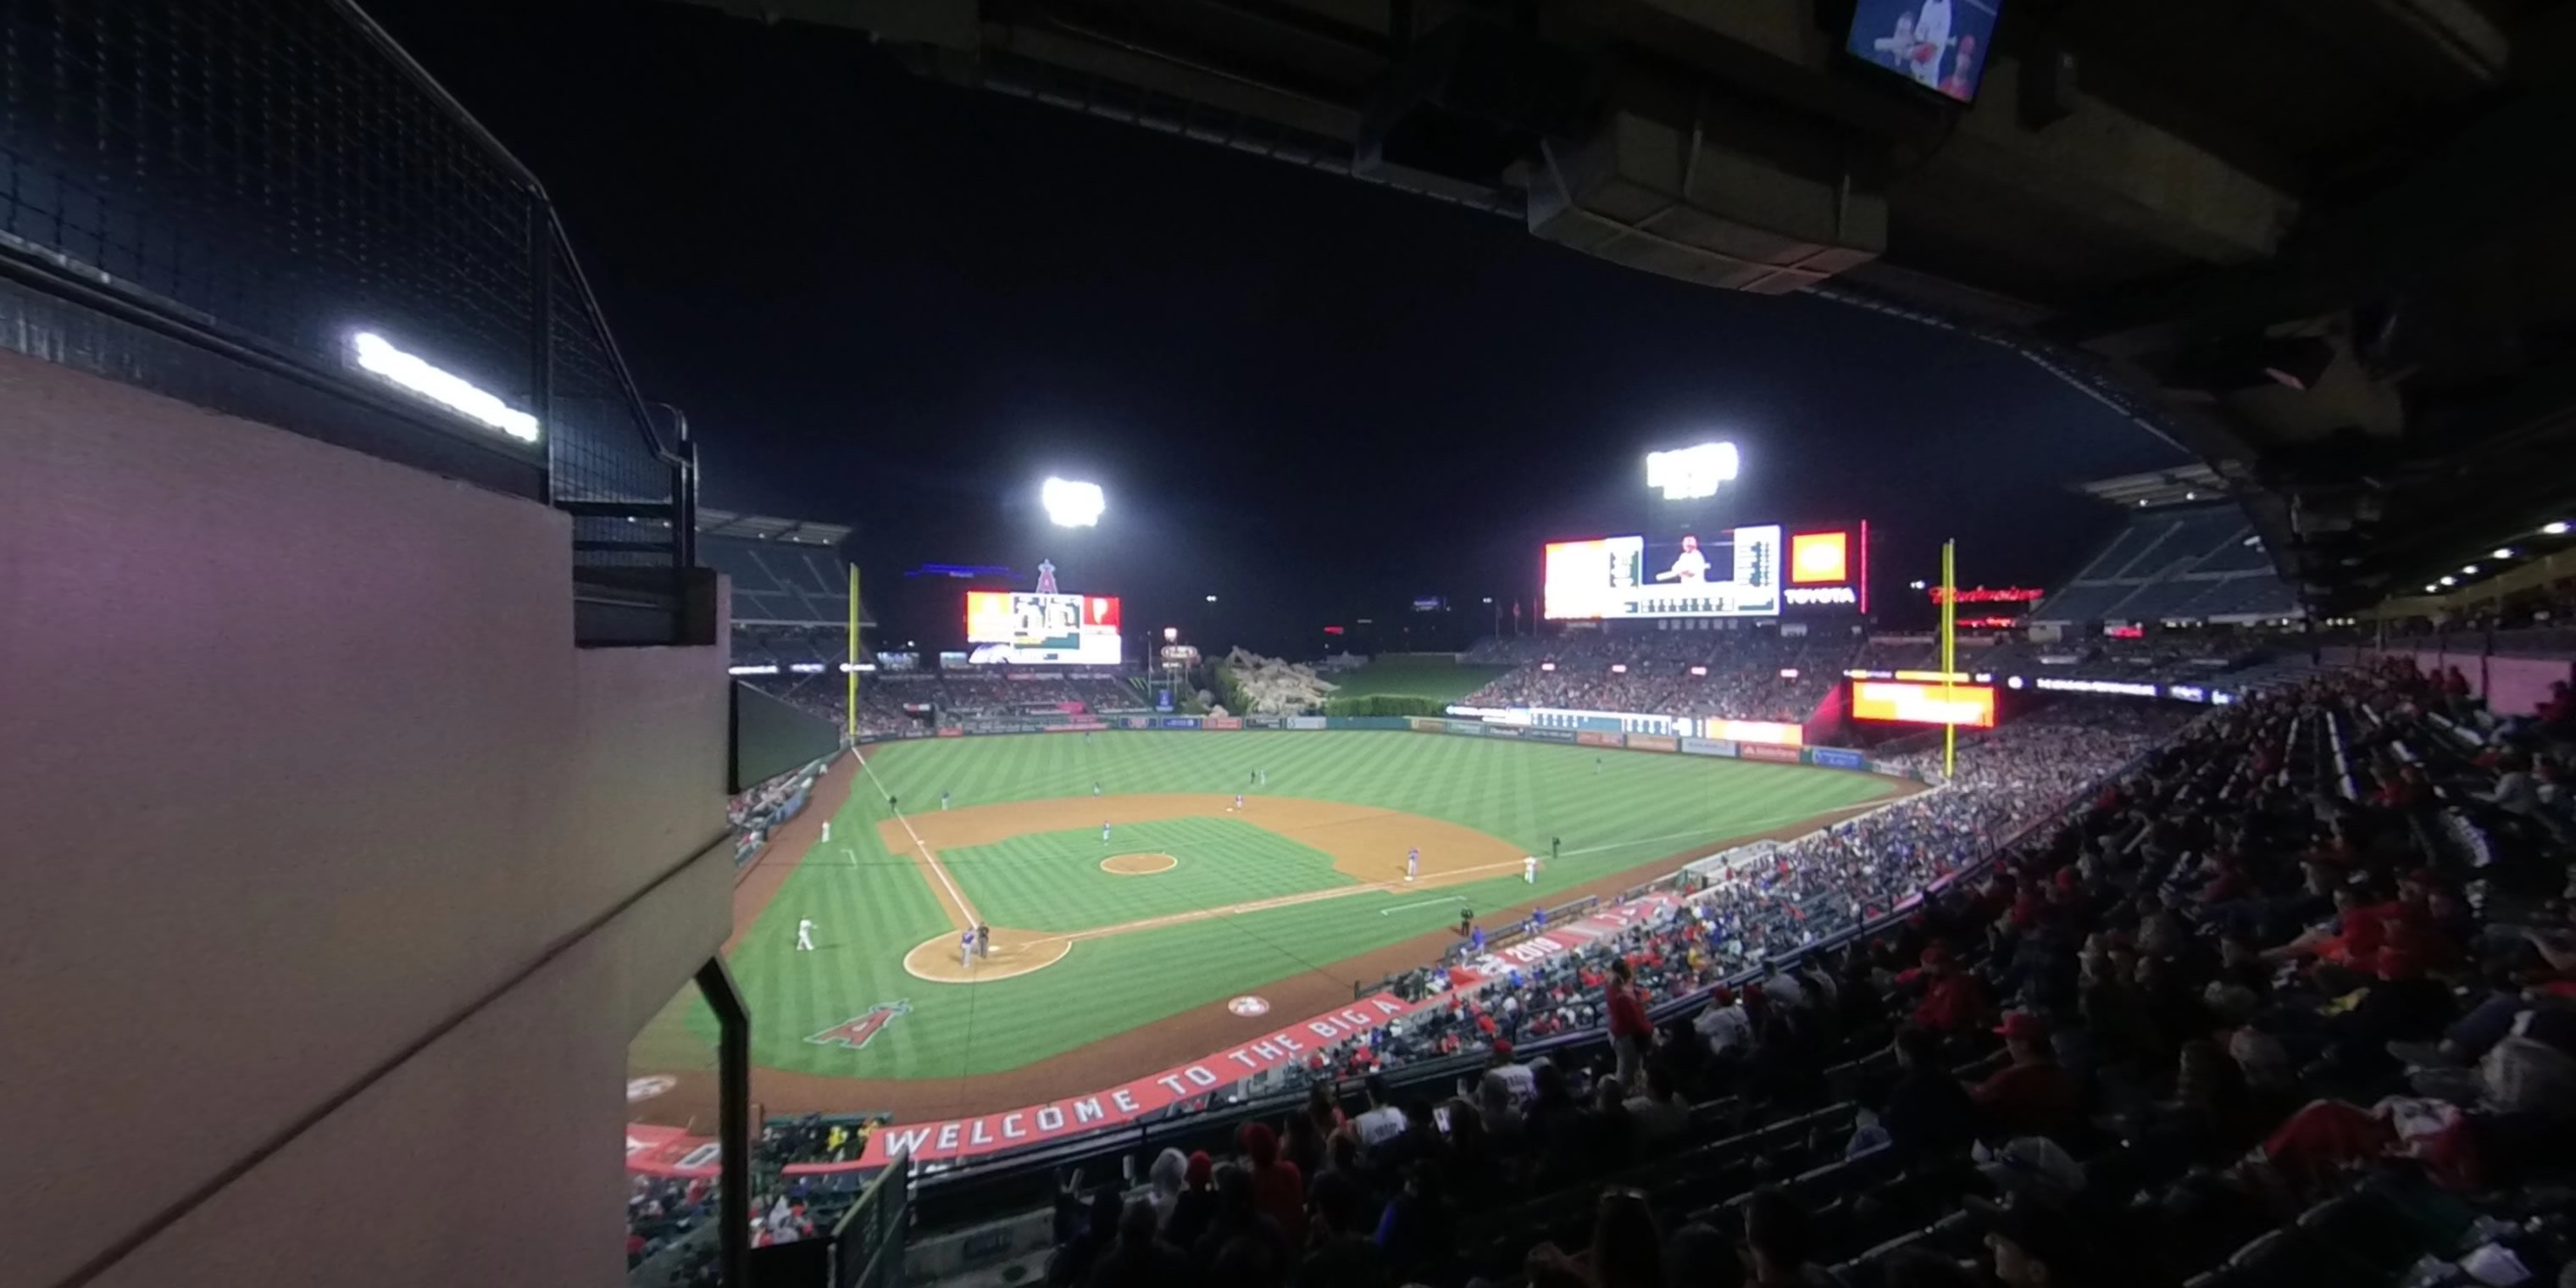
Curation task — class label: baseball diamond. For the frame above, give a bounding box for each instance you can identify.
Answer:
[637,728,1907,1124]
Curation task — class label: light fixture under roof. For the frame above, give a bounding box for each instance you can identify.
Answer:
[2545,521,2572,536]
[2440,575,2458,586]
[2493,548,2515,559]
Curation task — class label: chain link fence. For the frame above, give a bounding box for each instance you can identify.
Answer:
[0,0,692,636]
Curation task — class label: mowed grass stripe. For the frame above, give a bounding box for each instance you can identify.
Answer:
[719,732,1898,1078]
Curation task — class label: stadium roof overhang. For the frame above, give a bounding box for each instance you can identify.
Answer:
[697,508,855,547]
[666,0,2576,612]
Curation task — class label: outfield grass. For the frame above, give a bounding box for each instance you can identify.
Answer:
[1319,655,1511,703]
[719,731,1896,1080]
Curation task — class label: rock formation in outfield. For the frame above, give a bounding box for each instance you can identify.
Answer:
[1222,647,1340,714]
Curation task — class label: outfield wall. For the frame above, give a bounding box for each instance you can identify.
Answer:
[857,713,1925,780]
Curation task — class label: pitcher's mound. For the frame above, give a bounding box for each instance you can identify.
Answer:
[902,929,1071,984]
[1100,852,1179,876]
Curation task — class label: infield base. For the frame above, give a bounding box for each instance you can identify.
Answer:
[902,929,1071,984]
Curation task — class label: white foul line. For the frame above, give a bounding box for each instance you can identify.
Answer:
[858,753,981,926]
[1380,895,1468,916]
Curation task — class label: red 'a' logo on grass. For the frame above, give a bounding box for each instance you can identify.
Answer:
[807,1001,912,1051]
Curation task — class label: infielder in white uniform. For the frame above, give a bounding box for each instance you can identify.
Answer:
[1101,820,1113,845]
[820,821,831,843]
[1235,793,1245,811]
[797,918,817,951]
[1524,855,1540,884]
[1407,847,1420,882]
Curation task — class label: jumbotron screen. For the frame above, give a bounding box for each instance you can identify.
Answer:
[1542,525,1782,620]
[963,591,1123,665]
[1850,680,1996,728]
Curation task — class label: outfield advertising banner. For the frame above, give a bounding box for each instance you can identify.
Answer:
[1446,720,1485,736]
[1852,680,1997,728]
[1487,726,1523,739]
[1044,720,1110,733]
[1204,717,1242,730]
[1523,728,1579,743]
[1123,717,1156,730]
[1681,737,1739,758]
[1696,719,1805,747]
[1807,747,1867,770]
[1244,716,1285,729]
[1287,716,1328,730]
[1326,716,1411,730]
[1159,717,1202,730]
[1742,741,1801,763]
[1627,734,1679,753]
[1407,717,1443,733]
[1576,731,1623,748]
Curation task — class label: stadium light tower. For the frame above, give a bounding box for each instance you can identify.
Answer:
[1646,441,1740,501]
[1041,476,1106,527]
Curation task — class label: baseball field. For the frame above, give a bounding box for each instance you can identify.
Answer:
[644,730,1904,1120]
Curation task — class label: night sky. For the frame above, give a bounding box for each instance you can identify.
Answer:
[368,0,2187,654]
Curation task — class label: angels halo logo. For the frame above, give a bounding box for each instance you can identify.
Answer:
[808,1000,913,1051]
[1226,996,1270,1018]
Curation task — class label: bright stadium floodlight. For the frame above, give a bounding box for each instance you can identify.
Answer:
[1205,595,1219,602]
[1041,476,1105,527]
[1645,441,1739,501]
[350,330,539,441]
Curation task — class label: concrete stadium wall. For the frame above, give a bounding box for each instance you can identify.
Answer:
[0,349,732,1288]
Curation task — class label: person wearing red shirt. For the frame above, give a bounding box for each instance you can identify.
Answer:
[1912,943,1990,1035]
[1235,1121,1306,1245]
[1970,1012,2081,1138]
[1607,958,1652,1088]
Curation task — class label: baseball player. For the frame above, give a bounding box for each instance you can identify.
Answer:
[1470,922,1487,953]
[1257,767,1267,786]
[1524,855,1540,884]
[959,930,975,969]
[941,790,951,811]
[1551,836,1562,862]
[820,820,831,843]
[1101,819,1113,845]
[1093,780,1102,797]
[976,924,992,958]
[1407,847,1420,882]
[797,917,817,952]
[1530,904,1547,931]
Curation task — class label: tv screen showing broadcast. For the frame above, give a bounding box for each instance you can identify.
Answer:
[1542,525,1781,620]
[1845,0,2001,105]
[1851,679,1996,728]
[963,591,1124,665]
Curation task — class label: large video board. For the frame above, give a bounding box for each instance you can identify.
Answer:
[963,591,1124,665]
[1850,680,1996,728]
[1543,524,1782,619]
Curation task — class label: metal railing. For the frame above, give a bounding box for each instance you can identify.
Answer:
[0,0,696,641]
[828,1153,912,1288]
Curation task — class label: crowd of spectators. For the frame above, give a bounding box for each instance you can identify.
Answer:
[726,758,825,866]
[1027,663,2576,1288]
[1461,631,1863,724]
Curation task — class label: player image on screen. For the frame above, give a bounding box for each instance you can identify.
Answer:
[1655,535,1709,585]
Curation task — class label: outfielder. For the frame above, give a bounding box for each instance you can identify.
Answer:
[1407,847,1420,882]
[1101,819,1113,845]
[941,790,951,811]
[797,917,817,952]
[1524,855,1540,884]
[820,820,831,843]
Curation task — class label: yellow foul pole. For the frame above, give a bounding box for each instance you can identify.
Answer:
[1940,539,1957,778]
[846,564,861,742]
